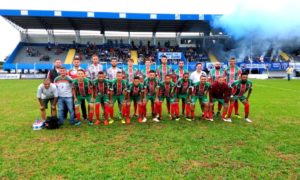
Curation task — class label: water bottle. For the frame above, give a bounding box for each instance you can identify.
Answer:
[36,117,40,124]
[33,117,41,130]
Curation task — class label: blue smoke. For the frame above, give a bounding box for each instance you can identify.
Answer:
[212,0,300,61]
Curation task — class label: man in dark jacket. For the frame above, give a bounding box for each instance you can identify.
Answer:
[47,59,62,82]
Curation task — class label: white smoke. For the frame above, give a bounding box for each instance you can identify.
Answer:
[212,0,300,62]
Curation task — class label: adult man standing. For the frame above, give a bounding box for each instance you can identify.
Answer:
[208,62,226,115]
[176,72,193,117]
[144,70,160,121]
[47,59,62,83]
[191,76,210,121]
[154,74,175,121]
[209,76,230,122]
[69,56,85,79]
[190,63,207,83]
[140,58,153,78]
[72,69,95,125]
[208,62,225,83]
[224,57,242,117]
[109,71,128,124]
[156,55,172,81]
[54,67,76,125]
[86,54,103,80]
[174,60,188,80]
[227,72,253,123]
[127,76,145,123]
[68,56,87,120]
[93,71,111,126]
[286,65,294,81]
[123,58,138,84]
[36,79,58,121]
[106,57,121,80]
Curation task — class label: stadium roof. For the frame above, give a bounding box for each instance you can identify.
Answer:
[0,9,220,33]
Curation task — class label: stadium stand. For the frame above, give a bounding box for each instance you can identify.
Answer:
[64,49,76,64]
[1,9,299,78]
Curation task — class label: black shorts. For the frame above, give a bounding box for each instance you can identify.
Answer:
[42,98,55,109]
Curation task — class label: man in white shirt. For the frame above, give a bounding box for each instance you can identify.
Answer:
[37,79,58,121]
[190,63,207,83]
[86,54,103,80]
[106,57,121,80]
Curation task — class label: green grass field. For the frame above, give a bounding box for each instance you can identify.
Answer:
[0,79,299,179]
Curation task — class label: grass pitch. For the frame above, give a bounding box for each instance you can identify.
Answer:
[0,79,299,179]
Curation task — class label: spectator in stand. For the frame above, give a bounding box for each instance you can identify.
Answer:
[47,59,62,83]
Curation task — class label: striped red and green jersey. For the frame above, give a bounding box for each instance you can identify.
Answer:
[225,66,242,85]
[68,67,85,79]
[156,65,172,81]
[93,79,110,95]
[209,69,225,83]
[143,77,159,96]
[230,80,252,97]
[73,78,93,96]
[140,66,153,78]
[123,66,139,83]
[176,78,193,95]
[174,68,188,79]
[158,81,175,97]
[110,79,127,96]
[128,83,144,97]
[193,82,211,96]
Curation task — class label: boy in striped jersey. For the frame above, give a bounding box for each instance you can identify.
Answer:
[72,69,95,125]
[224,58,242,117]
[93,71,111,125]
[227,72,253,123]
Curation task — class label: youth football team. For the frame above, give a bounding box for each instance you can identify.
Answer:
[37,55,253,126]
